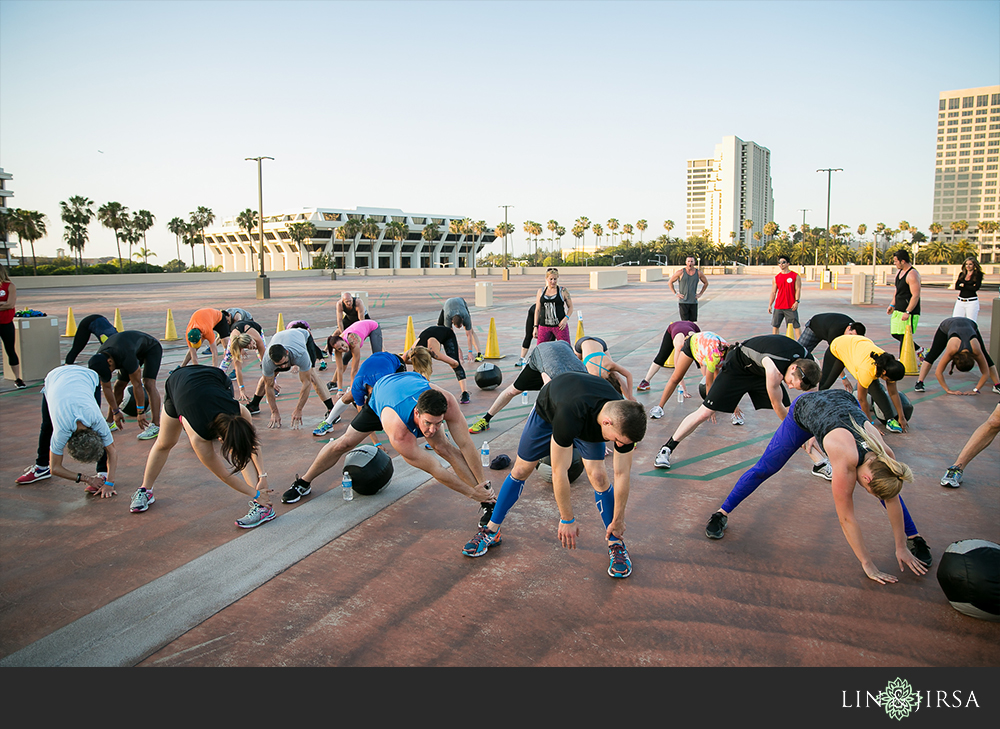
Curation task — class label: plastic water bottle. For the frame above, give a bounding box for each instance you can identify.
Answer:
[677,385,685,403]
[342,470,354,501]
[481,441,490,467]
[521,390,528,405]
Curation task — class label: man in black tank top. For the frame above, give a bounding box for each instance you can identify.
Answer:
[886,249,922,356]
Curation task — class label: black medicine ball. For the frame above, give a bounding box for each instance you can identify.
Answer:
[475,362,503,390]
[120,384,148,417]
[344,444,394,496]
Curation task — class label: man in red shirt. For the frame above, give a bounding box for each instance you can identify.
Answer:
[769,256,802,338]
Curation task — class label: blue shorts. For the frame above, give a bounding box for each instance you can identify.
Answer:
[516,407,606,463]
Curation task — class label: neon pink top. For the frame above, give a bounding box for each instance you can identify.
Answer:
[344,319,378,347]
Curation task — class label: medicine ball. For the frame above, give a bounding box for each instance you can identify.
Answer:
[937,539,1000,621]
[120,384,148,417]
[536,448,585,484]
[868,382,913,423]
[475,362,503,390]
[343,444,393,496]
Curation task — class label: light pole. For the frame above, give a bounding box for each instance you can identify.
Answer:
[816,168,842,270]
[498,204,513,273]
[246,156,273,299]
[798,208,811,267]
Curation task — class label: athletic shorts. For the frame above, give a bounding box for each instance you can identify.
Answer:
[702,367,791,414]
[771,308,800,328]
[678,303,698,322]
[116,341,163,383]
[512,363,545,392]
[889,311,920,337]
[515,407,605,463]
[349,402,388,435]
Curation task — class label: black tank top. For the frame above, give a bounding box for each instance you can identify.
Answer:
[540,287,568,326]
[894,267,920,316]
[792,389,870,465]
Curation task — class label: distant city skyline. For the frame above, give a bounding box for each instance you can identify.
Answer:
[1,0,998,262]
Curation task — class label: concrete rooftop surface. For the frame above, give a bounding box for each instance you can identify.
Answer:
[1,270,997,667]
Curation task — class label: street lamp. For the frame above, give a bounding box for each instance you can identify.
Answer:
[816,168,842,270]
[246,156,273,299]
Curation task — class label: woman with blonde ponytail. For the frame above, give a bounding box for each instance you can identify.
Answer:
[131,365,276,529]
[228,319,267,402]
[704,388,932,584]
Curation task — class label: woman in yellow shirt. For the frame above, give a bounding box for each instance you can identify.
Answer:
[829,334,909,433]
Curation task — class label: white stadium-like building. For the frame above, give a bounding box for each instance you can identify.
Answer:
[203,206,496,272]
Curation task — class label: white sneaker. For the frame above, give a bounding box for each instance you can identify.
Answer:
[649,405,664,419]
[731,412,745,426]
[137,424,160,441]
[811,460,833,481]
[654,445,672,469]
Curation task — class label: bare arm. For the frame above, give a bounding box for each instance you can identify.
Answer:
[763,359,788,421]
[101,380,125,430]
[792,276,802,311]
[550,441,579,549]
[561,288,573,323]
[831,465,893,583]
[0,282,15,310]
[264,375,281,428]
[698,270,709,296]
[768,279,778,311]
[127,368,150,430]
[668,270,681,296]
[290,369,312,429]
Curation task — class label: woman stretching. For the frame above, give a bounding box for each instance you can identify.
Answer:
[574,336,634,400]
[130,365,275,529]
[913,317,1000,395]
[829,334,910,434]
[648,331,730,419]
[952,257,983,321]
[636,320,700,392]
[704,388,932,583]
[228,319,267,401]
[327,318,383,392]
[515,304,537,367]
[533,267,573,345]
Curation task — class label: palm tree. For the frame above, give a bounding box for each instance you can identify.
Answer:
[591,223,603,248]
[360,218,381,264]
[133,247,156,272]
[571,223,585,262]
[546,220,559,257]
[607,218,620,247]
[134,210,155,261]
[190,206,215,268]
[742,219,754,263]
[121,212,144,272]
[97,201,128,271]
[621,223,634,245]
[663,220,674,243]
[921,239,953,264]
[184,222,199,266]
[167,216,186,263]
[60,195,94,270]
[9,209,48,275]
[236,208,259,271]
[636,219,648,247]
[953,238,976,263]
[421,222,440,266]
[763,221,778,251]
[341,217,362,262]
[287,221,317,268]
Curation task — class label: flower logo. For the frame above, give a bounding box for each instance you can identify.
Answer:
[877,678,921,720]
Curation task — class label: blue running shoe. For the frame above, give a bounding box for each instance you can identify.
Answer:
[313,421,336,437]
[462,526,502,557]
[885,419,903,433]
[608,542,632,578]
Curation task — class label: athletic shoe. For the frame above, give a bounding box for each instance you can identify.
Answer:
[16,465,50,484]
[327,381,337,391]
[235,500,276,529]
[649,405,664,419]
[424,443,434,450]
[137,424,159,441]
[654,445,672,469]
[129,487,154,513]
[109,422,119,432]
[992,384,1000,395]
[282,477,311,504]
[732,412,745,426]
[469,417,490,434]
[462,526,502,557]
[228,370,237,380]
[460,391,470,405]
[885,419,903,433]
[201,345,212,354]
[474,353,485,362]
[313,421,336,437]
[637,379,651,392]
[907,536,933,568]
[514,358,524,368]
[608,542,632,578]
[318,360,327,371]
[14,379,27,389]
[811,460,833,481]
[915,346,926,363]
[940,466,963,489]
[913,381,925,393]
[705,512,728,539]
[478,501,494,528]
[246,402,261,415]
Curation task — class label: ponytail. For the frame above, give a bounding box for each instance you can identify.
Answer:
[230,333,253,363]
[870,351,904,381]
[212,412,259,474]
[849,420,913,500]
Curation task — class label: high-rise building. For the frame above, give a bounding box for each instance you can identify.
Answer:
[931,85,1000,261]
[686,136,774,252]
[0,168,15,266]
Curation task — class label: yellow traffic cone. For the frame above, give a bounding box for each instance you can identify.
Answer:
[404,316,416,351]
[276,313,285,333]
[161,309,179,341]
[665,350,675,368]
[484,317,504,359]
[900,321,919,376]
[786,322,795,339]
[113,308,123,332]
[62,307,77,337]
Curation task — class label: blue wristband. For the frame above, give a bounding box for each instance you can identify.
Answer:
[104,481,114,487]
[560,517,575,525]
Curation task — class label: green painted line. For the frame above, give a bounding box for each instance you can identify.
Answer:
[664,431,775,471]
[644,456,763,481]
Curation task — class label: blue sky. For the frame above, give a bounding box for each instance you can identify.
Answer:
[2,0,998,260]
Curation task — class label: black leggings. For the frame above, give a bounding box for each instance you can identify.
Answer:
[924,329,994,368]
[0,321,17,367]
[36,390,109,472]
[521,305,536,350]
[65,314,117,364]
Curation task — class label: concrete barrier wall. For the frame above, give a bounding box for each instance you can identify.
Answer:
[589,269,628,290]
[12,269,325,289]
[639,268,662,282]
